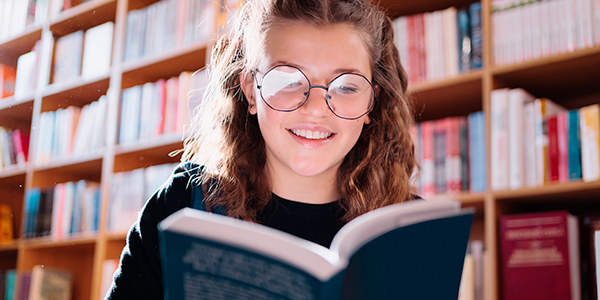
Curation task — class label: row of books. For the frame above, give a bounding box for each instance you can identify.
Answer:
[0,127,29,171]
[411,111,487,197]
[0,266,72,300]
[0,204,13,244]
[107,163,177,232]
[52,21,114,84]
[0,0,94,42]
[10,20,113,100]
[22,180,100,239]
[490,88,599,191]
[123,0,214,62]
[118,70,207,145]
[35,95,107,165]
[0,0,44,42]
[493,0,600,66]
[0,65,16,99]
[499,209,600,300]
[393,2,483,84]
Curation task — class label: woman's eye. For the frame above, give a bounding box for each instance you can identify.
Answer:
[336,85,358,93]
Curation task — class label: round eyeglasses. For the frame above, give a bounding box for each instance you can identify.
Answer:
[255,65,376,120]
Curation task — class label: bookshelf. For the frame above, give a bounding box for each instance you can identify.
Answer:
[0,0,598,299]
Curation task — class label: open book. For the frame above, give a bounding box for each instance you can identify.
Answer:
[158,198,474,300]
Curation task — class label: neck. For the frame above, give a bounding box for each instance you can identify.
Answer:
[265,164,339,205]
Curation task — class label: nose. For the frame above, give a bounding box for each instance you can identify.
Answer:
[300,85,331,117]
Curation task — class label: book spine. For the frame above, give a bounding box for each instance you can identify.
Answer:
[470,2,483,69]
[525,102,538,187]
[567,109,582,180]
[491,89,509,191]
[580,104,600,182]
[421,121,436,196]
[547,115,559,182]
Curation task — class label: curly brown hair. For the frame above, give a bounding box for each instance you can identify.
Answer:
[181,0,417,223]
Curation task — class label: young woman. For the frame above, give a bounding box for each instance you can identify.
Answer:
[105,0,417,298]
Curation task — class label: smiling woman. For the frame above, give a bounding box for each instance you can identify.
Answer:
[105,0,418,299]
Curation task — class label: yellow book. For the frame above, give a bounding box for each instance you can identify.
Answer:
[0,204,14,243]
[580,104,600,182]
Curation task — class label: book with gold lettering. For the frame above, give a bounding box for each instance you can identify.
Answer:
[500,210,580,300]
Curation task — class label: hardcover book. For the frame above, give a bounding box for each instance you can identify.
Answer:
[159,198,473,300]
[500,210,580,300]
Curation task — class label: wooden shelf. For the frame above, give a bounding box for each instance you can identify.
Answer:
[21,235,97,250]
[492,45,600,103]
[0,25,43,66]
[42,76,111,111]
[493,179,600,202]
[0,98,33,132]
[408,71,483,121]
[114,133,183,172]
[0,241,20,252]
[32,155,103,187]
[49,0,118,36]
[121,42,210,88]
[0,166,27,180]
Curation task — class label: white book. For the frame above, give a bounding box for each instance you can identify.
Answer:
[513,6,524,63]
[540,1,552,57]
[62,181,74,237]
[579,104,600,182]
[0,0,12,40]
[9,0,29,36]
[89,95,108,149]
[523,102,537,188]
[521,4,533,61]
[508,88,535,190]
[549,0,561,55]
[53,30,84,84]
[491,88,510,191]
[72,103,90,155]
[14,51,38,99]
[530,2,543,59]
[82,22,114,80]
[442,7,458,78]
[575,0,595,49]
[34,0,49,24]
[595,0,600,45]
[139,82,155,140]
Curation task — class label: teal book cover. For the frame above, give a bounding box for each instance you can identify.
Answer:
[159,199,473,300]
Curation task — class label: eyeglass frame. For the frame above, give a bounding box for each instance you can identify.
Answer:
[253,65,378,120]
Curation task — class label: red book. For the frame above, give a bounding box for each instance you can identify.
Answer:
[405,15,419,84]
[11,129,29,166]
[548,115,559,182]
[445,117,461,193]
[500,210,580,300]
[420,121,436,196]
[557,111,569,183]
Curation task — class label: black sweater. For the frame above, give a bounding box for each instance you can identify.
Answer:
[105,162,346,300]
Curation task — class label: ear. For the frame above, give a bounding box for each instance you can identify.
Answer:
[240,70,257,114]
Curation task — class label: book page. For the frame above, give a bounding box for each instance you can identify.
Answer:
[160,208,344,281]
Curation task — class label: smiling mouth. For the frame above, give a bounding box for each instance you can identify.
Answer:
[289,129,334,140]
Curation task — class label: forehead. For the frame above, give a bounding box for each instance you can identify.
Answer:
[259,22,372,78]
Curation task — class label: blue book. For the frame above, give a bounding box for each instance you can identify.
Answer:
[5,269,16,300]
[159,200,473,300]
[567,109,582,180]
[456,7,471,73]
[469,2,483,70]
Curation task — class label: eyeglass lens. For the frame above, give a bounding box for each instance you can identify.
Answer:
[259,65,374,119]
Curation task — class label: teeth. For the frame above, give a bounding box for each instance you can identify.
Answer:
[291,129,333,139]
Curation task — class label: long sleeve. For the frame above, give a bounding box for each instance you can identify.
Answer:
[104,163,196,300]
